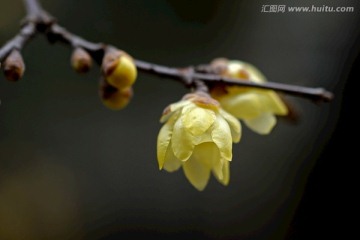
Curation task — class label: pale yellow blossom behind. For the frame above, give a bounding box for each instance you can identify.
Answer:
[211,60,288,135]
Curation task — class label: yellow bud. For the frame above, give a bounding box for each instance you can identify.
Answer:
[71,47,92,73]
[2,50,25,81]
[99,78,133,110]
[102,87,133,110]
[102,50,137,89]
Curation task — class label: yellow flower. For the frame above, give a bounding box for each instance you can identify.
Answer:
[211,59,288,135]
[157,92,241,191]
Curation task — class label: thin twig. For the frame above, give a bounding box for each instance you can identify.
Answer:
[134,60,333,102]
[0,23,36,60]
[0,0,334,103]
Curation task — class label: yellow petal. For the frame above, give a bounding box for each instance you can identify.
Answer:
[171,100,191,112]
[244,112,276,135]
[211,156,224,181]
[227,61,243,78]
[219,92,262,119]
[157,122,174,169]
[194,142,220,169]
[259,90,288,116]
[171,117,195,161]
[182,149,211,191]
[160,100,190,123]
[211,116,233,161]
[182,107,216,136]
[219,109,241,143]
[163,144,182,172]
[214,160,230,186]
[240,61,267,83]
[191,129,213,145]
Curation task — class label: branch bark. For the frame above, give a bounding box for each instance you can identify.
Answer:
[0,0,334,103]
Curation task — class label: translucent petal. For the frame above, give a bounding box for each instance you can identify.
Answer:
[160,100,190,123]
[228,61,267,83]
[219,109,241,143]
[211,156,224,181]
[219,92,262,119]
[214,160,230,186]
[171,117,195,161]
[191,129,213,145]
[194,142,220,168]
[240,61,267,83]
[244,112,276,135]
[227,61,242,78]
[157,122,173,169]
[211,116,233,161]
[182,149,211,191]
[171,100,191,112]
[182,107,216,136]
[163,145,182,172]
[181,102,196,115]
[259,91,288,116]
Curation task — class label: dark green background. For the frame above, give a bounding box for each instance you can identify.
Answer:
[0,0,359,239]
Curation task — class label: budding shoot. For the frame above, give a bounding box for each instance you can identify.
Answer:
[71,47,92,73]
[2,50,25,81]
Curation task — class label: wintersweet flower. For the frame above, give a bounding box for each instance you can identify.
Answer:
[157,92,241,191]
[210,59,288,135]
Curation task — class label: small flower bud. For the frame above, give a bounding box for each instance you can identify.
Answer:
[99,78,133,110]
[2,50,25,81]
[102,49,137,89]
[71,47,92,73]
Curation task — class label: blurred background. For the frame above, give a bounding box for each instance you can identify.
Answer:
[0,0,359,239]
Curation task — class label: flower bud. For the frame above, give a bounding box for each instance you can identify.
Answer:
[99,78,133,110]
[71,47,92,73]
[102,49,137,89]
[2,50,25,81]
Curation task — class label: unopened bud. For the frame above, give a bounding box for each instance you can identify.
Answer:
[100,78,133,110]
[2,50,25,81]
[71,47,92,73]
[102,49,137,89]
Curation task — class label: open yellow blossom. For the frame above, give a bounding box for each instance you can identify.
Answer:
[210,59,288,135]
[157,92,241,191]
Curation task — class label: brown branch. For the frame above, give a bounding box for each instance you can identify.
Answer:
[0,0,334,103]
[134,60,333,102]
[0,23,36,61]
